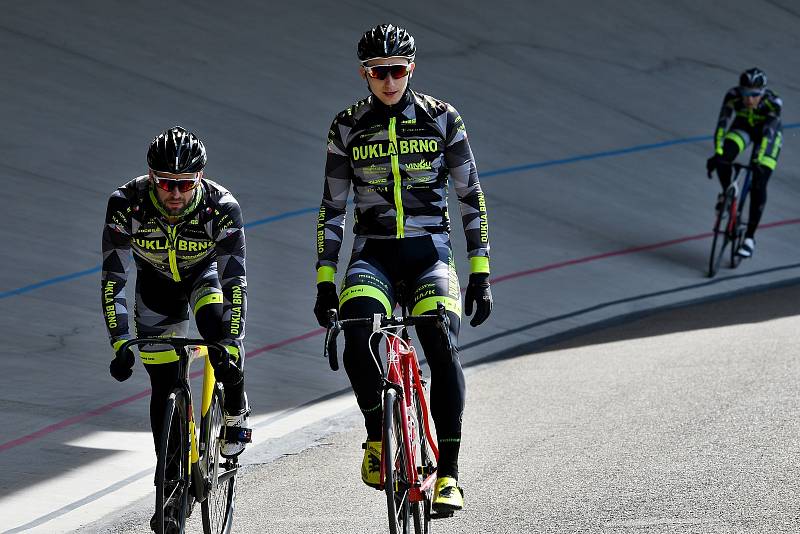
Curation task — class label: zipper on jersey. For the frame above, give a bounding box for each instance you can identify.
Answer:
[165,225,181,282]
[388,117,404,238]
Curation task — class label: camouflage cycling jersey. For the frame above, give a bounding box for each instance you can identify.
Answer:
[316,90,490,283]
[101,176,247,344]
[715,87,782,170]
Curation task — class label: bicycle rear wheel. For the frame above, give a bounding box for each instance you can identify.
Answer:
[708,192,733,278]
[201,385,237,534]
[384,388,411,534]
[155,390,190,534]
[411,389,433,534]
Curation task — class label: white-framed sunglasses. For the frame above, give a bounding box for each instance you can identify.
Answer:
[363,64,412,80]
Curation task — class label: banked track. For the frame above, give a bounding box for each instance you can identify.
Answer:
[1,1,799,531]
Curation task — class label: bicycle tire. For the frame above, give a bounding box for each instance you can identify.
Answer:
[730,225,745,268]
[201,385,237,534]
[411,390,433,534]
[384,388,411,534]
[708,192,733,278]
[729,200,747,269]
[155,390,190,534]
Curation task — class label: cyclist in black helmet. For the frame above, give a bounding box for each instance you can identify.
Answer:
[706,67,783,258]
[101,126,252,531]
[314,23,492,513]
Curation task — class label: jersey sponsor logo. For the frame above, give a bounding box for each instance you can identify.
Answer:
[405,159,432,171]
[317,206,326,254]
[178,240,213,252]
[478,193,489,243]
[103,280,118,329]
[134,238,213,253]
[362,164,389,176]
[230,285,244,336]
[352,139,439,161]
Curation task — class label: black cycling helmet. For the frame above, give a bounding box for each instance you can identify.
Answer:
[147,126,207,174]
[739,67,767,90]
[357,24,416,63]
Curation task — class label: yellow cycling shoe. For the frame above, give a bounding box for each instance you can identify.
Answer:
[432,476,464,512]
[361,441,382,489]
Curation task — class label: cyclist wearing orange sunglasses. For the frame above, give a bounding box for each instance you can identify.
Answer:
[101,126,252,476]
[314,23,493,514]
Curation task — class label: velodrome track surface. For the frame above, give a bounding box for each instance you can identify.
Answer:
[1,1,799,531]
[79,284,800,533]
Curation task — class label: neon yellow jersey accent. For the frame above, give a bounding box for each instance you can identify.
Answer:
[193,292,222,314]
[715,128,726,154]
[316,266,336,284]
[226,345,240,363]
[771,132,783,158]
[757,156,777,170]
[388,117,404,238]
[412,296,461,316]
[724,131,746,153]
[339,284,392,315]
[140,349,179,365]
[470,256,490,274]
[112,339,127,352]
[165,226,181,282]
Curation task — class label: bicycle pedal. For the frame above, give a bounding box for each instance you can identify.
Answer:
[219,426,253,444]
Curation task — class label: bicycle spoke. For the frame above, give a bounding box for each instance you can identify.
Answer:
[155,390,189,534]
[201,387,236,534]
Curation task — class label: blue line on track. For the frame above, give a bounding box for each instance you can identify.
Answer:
[2,125,798,300]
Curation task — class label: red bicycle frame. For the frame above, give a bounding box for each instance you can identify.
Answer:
[379,334,439,501]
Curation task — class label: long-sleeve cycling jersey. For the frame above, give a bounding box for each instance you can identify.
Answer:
[101,176,247,343]
[715,87,782,156]
[316,90,490,282]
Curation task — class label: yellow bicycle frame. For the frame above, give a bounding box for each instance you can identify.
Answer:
[188,347,217,468]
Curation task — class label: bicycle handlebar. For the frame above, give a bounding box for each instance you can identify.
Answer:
[717,161,752,177]
[116,337,231,368]
[323,303,452,371]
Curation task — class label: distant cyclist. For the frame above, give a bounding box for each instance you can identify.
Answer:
[706,67,782,258]
[313,23,492,513]
[101,126,251,530]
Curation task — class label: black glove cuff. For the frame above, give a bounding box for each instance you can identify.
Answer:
[469,272,490,286]
[317,281,337,295]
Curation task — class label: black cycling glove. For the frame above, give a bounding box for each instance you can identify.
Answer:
[211,341,244,385]
[109,339,135,382]
[314,281,339,327]
[464,273,493,327]
[706,154,721,179]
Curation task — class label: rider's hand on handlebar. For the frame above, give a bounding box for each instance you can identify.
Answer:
[211,340,244,385]
[706,154,721,179]
[464,273,492,327]
[314,282,339,327]
[109,337,135,382]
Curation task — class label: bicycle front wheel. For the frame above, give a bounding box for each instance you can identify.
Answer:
[201,385,237,534]
[155,390,190,534]
[384,388,411,534]
[708,192,733,277]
